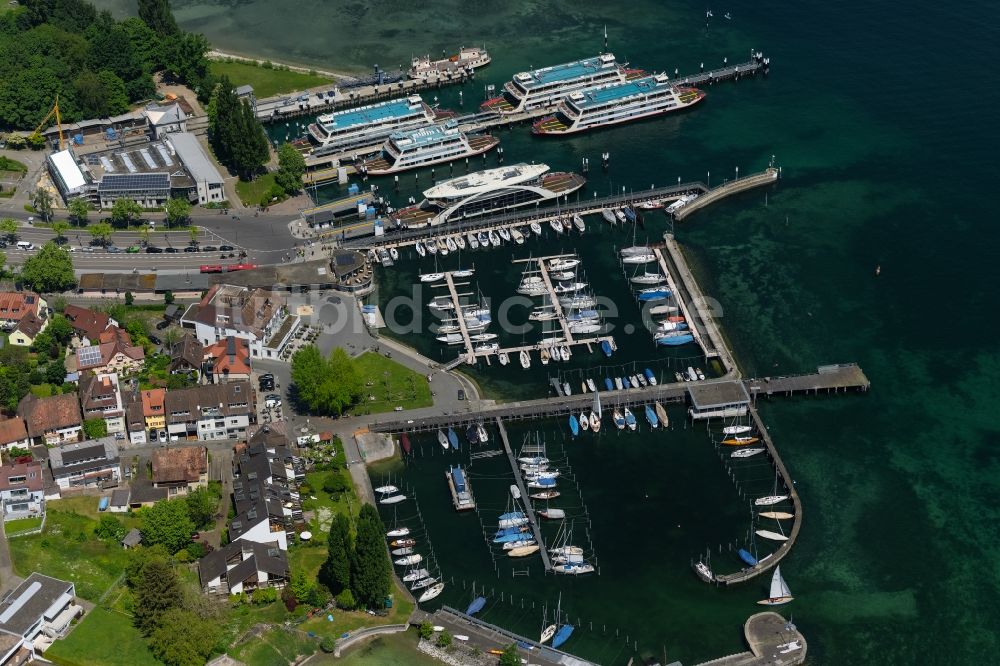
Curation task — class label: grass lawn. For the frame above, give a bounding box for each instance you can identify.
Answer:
[312,628,438,665]
[235,172,277,207]
[45,607,159,666]
[208,60,333,98]
[0,156,27,172]
[229,625,318,666]
[4,516,42,535]
[348,352,433,415]
[298,592,415,641]
[8,502,137,601]
[301,468,359,539]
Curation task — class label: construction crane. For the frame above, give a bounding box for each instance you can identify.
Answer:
[32,95,64,151]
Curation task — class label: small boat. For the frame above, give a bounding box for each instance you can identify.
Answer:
[502,539,536,550]
[436,333,464,344]
[572,214,585,232]
[510,485,521,499]
[392,547,414,556]
[638,199,663,210]
[656,333,695,346]
[477,231,489,246]
[589,405,601,430]
[374,484,398,494]
[530,490,560,500]
[386,527,410,538]
[477,423,489,443]
[675,371,685,382]
[520,350,531,368]
[538,508,566,520]
[379,494,407,505]
[518,456,548,466]
[604,377,614,391]
[622,206,637,223]
[552,623,575,648]
[494,530,532,544]
[426,240,437,255]
[467,232,479,249]
[657,321,688,332]
[614,377,624,390]
[436,238,448,255]
[472,333,498,342]
[466,597,486,616]
[638,288,670,301]
[437,430,449,450]
[649,304,678,315]
[488,230,501,246]
[402,568,429,582]
[644,404,658,428]
[569,323,601,334]
[738,549,758,566]
[561,217,572,231]
[696,368,706,380]
[586,378,597,392]
[552,563,594,576]
[419,273,444,282]
[394,554,423,566]
[631,272,665,285]
[548,258,580,271]
[644,368,657,385]
[620,245,650,256]
[623,408,637,431]
[621,375,631,389]
[615,210,627,224]
[467,425,479,445]
[452,268,475,278]
[654,401,668,427]
[756,529,789,542]
[630,375,641,389]
[447,427,459,450]
[579,411,589,431]
[530,221,543,236]
[498,351,510,366]
[551,270,575,281]
[540,347,551,364]
[446,236,457,252]
[693,560,715,583]
[755,495,789,506]
[567,309,598,322]
[475,342,499,354]
[612,409,625,430]
[437,325,460,334]
[637,373,648,387]
[508,545,541,558]
[568,414,579,436]
[429,299,454,311]
[410,576,436,590]
[549,218,564,233]
[540,624,557,644]
[756,566,793,605]
[759,511,795,520]
[732,447,765,458]
[498,227,511,242]
[554,281,586,294]
[723,425,752,435]
[455,234,466,250]
[562,382,572,396]
[530,310,559,321]
[512,227,525,244]
[622,253,656,265]
[527,477,557,489]
[415,241,426,257]
[601,209,617,224]
[418,582,445,603]
[389,247,399,261]
[722,436,760,446]
[601,340,613,357]
[779,641,803,654]
[549,545,584,557]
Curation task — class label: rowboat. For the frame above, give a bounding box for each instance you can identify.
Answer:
[508,545,541,558]
[759,511,795,520]
[756,529,789,542]
[731,447,765,458]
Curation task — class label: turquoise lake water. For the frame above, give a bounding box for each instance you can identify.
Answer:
[93,0,1000,662]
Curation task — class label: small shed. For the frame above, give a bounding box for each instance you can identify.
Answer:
[122,528,143,549]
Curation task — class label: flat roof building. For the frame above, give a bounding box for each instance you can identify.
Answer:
[166,132,225,205]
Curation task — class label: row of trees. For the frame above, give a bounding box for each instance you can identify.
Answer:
[208,75,270,179]
[1,0,212,130]
[290,346,364,416]
[319,504,392,610]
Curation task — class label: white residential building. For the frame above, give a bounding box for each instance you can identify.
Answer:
[181,285,298,359]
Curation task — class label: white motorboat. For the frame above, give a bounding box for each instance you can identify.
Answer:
[455,234,466,250]
[615,210,627,224]
[475,342,499,354]
[549,258,580,271]
[419,273,444,282]
[418,582,445,602]
[756,566,793,606]
[622,253,656,264]
[410,576,436,590]
[389,247,399,261]
[732,447,765,458]
[415,241,426,257]
[512,227,525,244]
[379,494,407,505]
[549,544,584,557]
[527,478,558,489]
[436,333,464,344]
[498,351,510,366]
[549,218,564,233]
[518,456,549,466]
[530,221,543,236]
[723,425,753,435]
[554,281,586,294]
[550,270,575,281]
[498,227,511,242]
[429,299,454,311]
[452,268,475,278]
[426,240,437,255]
[471,333,498,343]
[552,562,595,575]
[374,484,398,494]
[631,272,665,284]
[589,411,600,431]
[572,214,585,232]
[569,323,601,334]
[386,527,410,538]
[529,310,559,321]
[394,553,423,566]
[402,568,429,582]
[586,378,597,392]
[754,495,790,506]
[559,346,571,361]
[488,229,501,246]
[467,231,479,249]
[438,430,450,450]
[446,236,458,252]
[477,423,488,442]
[520,350,531,369]
[560,295,596,309]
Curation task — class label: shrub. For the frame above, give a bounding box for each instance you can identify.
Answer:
[334,588,355,610]
[281,586,297,612]
[251,587,278,605]
[174,549,191,563]
[436,631,452,648]
[418,621,433,640]
[320,636,336,653]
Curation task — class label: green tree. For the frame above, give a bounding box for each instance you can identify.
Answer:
[0,218,18,242]
[51,220,70,244]
[138,0,179,37]
[163,32,210,90]
[418,621,434,640]
[18,242,76,292]
[82,418,107,439]
[140,499,196,554]
[124,291,134,306]
[322,472,350,496]
[165,197,191,227]
[499,643,520,666]
[290,570,314,603]
[275,143,305,195]
[45,359,67,385]
[31,189,53,222]
[320,513,352,595]
[0,250,6,277]
[95,514,127,541]
[290,346,363,416]
[350,504,391,609]
[47,314,73,344]
[111,197,142,228]
[88,222,113,246]
[148,608,221,666]
[68,198,89,226]
[133,556,182,635]
[73,69,129,117]
[436,631,452,648]
[184,486,218,529]
[210,76,269,178]
[188,226,199,244]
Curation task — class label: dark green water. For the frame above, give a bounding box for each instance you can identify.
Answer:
[95,0,1000,663]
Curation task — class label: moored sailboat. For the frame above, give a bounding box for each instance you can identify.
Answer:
[756,566,794,605]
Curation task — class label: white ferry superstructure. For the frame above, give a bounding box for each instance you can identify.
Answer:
[533,74,705,135]
[360,122,499,175]
[408,46,491,79]
[391,163,586,228]
[306,95,437,154]
[481,53,643,115]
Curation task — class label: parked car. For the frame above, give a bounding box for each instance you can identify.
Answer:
[201,245,219,252]
[146,246,163,253]
[155,320,170,330]
[164,247,178,253]
[107,246,122,253]
[149,429,159,442]
[126,246,140,253]
[264,394,282,409]
[184,246,198,253]
[219,245,234,251]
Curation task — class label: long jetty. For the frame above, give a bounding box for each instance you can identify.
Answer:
[495,418,551,572]
[674,168,779,221]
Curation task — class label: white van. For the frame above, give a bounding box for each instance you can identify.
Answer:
[15,241,34,251]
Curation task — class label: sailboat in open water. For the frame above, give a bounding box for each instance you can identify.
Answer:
[756,565,794,605]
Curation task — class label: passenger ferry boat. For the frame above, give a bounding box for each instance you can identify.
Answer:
[306,95,438,154]
[359,122,499,175]
[391,163,586,228]
[408,46,491,79]
[481,53,642,115]
[532,74,705,135]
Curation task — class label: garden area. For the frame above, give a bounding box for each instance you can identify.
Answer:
[350,352,434,415]
[3,515,43,536]
[208,60,333,98]
[45,607,160,666]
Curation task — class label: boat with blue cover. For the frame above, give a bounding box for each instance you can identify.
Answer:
[552,624,575,649]
[656,332,695,346]
[466,425,479,444]
[644,368,657,385]
[601,339,613,357]
[447,427,459,450]
[466,596,486,615]
[645,404,659,428]
[621,376,631,389]
[494,530,532,544]
[622,206,637,223]
[638,288,670,302]
[739,549,758,566]
[624,407,637,431]
[568,414,579,436]
[604,377,614,391]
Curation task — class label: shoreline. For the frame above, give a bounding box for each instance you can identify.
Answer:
[206,48,361,82]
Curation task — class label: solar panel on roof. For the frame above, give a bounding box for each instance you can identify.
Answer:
[98,173,170,193]
[78,345,103,367]
[139,148,158,170]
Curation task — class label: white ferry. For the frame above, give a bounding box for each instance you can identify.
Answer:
[359,122,499,175]
[532,74,705,135]
[408,46,491,79]
[481,53,643,115]
[391,163,586,228]
[306,95,437,151]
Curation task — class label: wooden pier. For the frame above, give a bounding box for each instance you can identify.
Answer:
[441,271,475,363]
[495,418,552,572]
[674,168,779,221]
[519,253,576,343]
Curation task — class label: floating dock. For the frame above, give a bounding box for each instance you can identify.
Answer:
[495,418,551,572]
[446,465,476,511]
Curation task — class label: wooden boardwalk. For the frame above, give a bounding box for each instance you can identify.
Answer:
[441,272,475,362]
[495,418,552,572]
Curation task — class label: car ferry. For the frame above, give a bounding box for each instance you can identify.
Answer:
[481,53,642,115]
[306,95,437,153]
[532,74,705,135]
[359,122,499,175]
[391,163,586,228]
